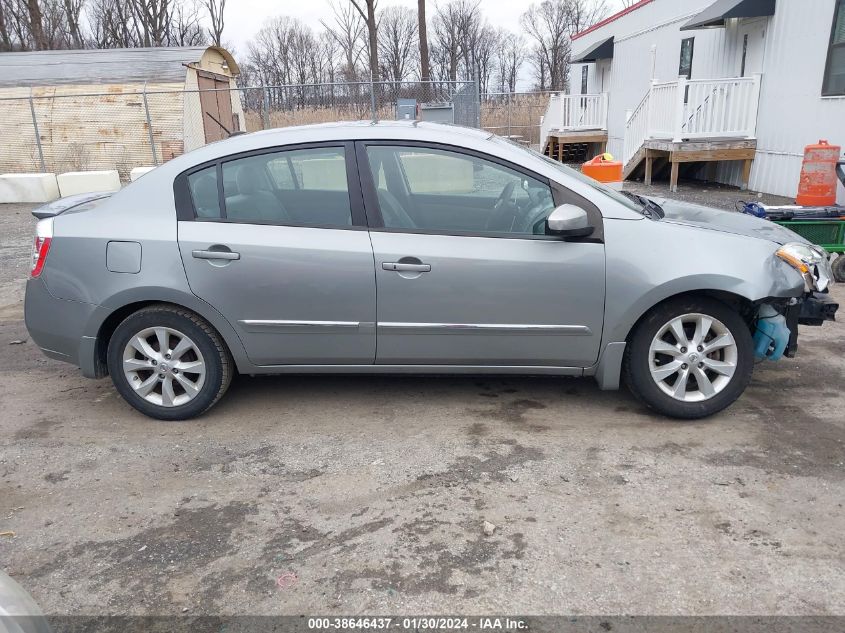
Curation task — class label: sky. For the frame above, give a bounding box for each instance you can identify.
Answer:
[223,0,627,58]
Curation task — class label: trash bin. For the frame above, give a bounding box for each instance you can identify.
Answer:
[582,153,623,190]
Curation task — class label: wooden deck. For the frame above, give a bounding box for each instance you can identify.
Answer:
[544,129,608,163]
[624,138,757,192]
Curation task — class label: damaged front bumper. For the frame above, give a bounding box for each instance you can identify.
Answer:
[783,291,839,357]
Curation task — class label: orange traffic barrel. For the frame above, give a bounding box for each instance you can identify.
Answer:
[796,140,841,206]
[582,153,623,190]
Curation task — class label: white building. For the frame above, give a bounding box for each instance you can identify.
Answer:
[542,0,845,203]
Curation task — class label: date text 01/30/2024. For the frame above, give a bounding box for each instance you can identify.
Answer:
[306,617,528,630]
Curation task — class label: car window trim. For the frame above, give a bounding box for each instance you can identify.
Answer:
[355,139,602,242]
[215,162,226,219]
[173,140,367,228]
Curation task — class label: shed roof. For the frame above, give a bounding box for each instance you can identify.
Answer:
[0,46,237,88]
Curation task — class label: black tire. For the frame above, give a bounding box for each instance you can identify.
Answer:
[107,304,233,420]
[832,254,845,284]
[623,296,754,419]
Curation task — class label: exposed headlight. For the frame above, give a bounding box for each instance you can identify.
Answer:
[776,242,832,292]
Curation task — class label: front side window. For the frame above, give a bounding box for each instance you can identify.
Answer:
[188,146,352,226]
[491,136,642,214]
[366,145,555,236]
[823,0,845,96]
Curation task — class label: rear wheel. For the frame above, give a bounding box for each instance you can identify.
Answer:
[107,305,232,420]
[623,297,754,419]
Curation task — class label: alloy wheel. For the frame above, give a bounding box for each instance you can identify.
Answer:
[648,313,738,403]
[122,326,206,407]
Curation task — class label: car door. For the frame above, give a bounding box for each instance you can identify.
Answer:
[175,142,376,366]
[358,142,606,368]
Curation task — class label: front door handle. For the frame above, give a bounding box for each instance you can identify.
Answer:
[382,262,431,273]
[192,249,240,261]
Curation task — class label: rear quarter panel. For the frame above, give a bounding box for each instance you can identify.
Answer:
[40,173,253,372]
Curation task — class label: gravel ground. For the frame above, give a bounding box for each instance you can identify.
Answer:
[1,197,843,617]
[624,179,795,210]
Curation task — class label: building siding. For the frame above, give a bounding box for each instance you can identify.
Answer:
[749,0,845,202]
[570,0,845,203]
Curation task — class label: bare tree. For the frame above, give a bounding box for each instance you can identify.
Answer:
[521,0,572,91]
[470,24,498,93]
[0,0,83,50]
[348,0,378,81]
[321,0,366,81]
[431,0,477,81]
[316,30,340,84]
[3,0,30,49]
[202,0,224,46]
[125,0,173,47]
[378,5,417,83]
[568,0,608,34]
[62,0,84,47]
[169,0,206,45]
[417,0,429,83]
[0,0,13,50]
[526,43,548,91]
[87,0,136,47]
[495,31,525,93]
[25,0,48,49]
[246,15,333,102]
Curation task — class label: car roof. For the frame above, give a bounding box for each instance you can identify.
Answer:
[163,120,498,172]
[247,120,494,143]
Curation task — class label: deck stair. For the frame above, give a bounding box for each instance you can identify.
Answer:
[622,75,761,191]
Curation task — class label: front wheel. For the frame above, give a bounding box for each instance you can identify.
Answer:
[107,305,233,420]
[623,297,754,419]
[832,254,845,283]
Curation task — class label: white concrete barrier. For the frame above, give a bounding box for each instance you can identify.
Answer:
[0,173,60,203]
[57,170,121,197]
[130,166,155,182]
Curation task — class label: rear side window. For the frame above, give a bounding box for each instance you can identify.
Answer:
[187,166,221,219]
[222,147,351,226]
[185,147,352,227]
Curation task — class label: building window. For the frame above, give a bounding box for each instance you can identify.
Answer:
[823,0,845,96]
[581,65,589,94]
[679,37,695,79]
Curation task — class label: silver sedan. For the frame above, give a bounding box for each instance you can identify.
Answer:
[25,122,837,420]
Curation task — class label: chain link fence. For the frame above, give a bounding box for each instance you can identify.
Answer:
[0,80,555,180]
[480,91,554,148]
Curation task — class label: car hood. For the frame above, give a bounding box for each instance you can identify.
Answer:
[651,198,809,246]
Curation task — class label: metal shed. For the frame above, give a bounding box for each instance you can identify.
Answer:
[0,46,242,177]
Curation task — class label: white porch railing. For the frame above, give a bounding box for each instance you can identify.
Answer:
[540,93,608,148]
[623,74,761,166]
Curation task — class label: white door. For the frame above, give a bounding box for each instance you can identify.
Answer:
[737,19,767,76]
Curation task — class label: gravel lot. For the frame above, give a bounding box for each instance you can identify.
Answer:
[1,195,843,617]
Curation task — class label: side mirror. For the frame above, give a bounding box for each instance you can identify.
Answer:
[546,204,594,238]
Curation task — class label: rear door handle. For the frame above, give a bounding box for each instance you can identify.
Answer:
[192,249,240,260]
[382,262,431,273]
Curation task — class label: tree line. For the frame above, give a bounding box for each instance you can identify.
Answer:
[0,0,608,92]
[0,0,224,50]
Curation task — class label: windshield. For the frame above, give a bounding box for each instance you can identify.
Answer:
[490,136,644,213]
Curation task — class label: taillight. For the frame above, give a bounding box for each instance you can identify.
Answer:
[30,218,53,278]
